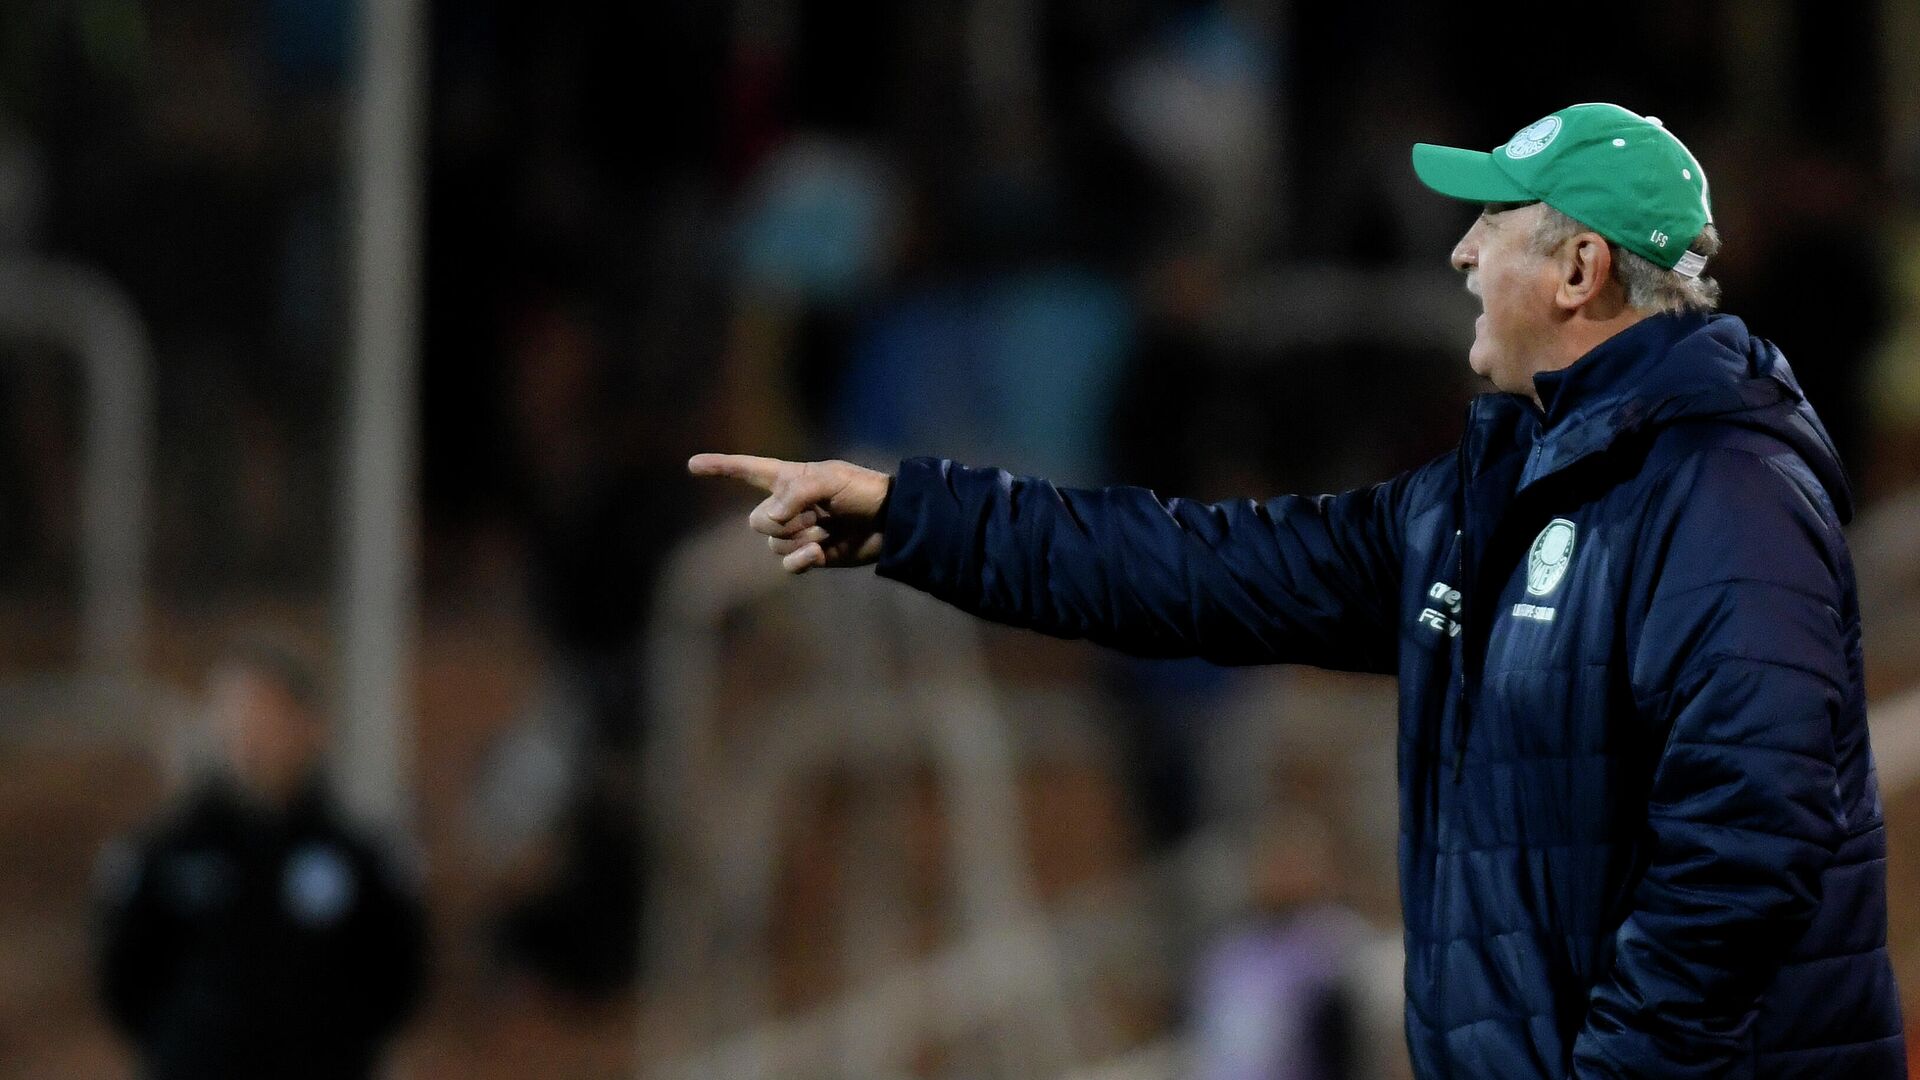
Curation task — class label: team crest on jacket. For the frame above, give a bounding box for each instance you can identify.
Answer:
[1526,518,1577,596]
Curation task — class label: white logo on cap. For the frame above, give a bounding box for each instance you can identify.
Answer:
[1505,117,1562,160]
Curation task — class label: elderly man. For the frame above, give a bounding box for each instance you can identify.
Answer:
[689,103,1904,1077]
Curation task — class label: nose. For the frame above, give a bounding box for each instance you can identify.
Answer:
[1450,220,1481,275]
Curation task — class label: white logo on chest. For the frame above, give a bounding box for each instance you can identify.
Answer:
[1419,580,1463,637]
[1525,518,1577,596]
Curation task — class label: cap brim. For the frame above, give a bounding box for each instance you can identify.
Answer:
[1411,143,1535,202]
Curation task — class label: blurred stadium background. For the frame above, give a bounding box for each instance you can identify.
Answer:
[4,0,1920,1077]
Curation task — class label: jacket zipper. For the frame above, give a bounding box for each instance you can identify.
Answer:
[1453,403,1478,784]
[1452,526,1468,784]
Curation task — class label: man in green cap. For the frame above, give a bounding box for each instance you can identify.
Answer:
[1412,102,1719,402]
[689,103,1905,1077]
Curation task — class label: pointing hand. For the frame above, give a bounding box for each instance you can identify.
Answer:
[687,454,892,574]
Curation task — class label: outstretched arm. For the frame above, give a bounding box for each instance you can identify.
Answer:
[874,457,1411,670]
[691,452,1419,671]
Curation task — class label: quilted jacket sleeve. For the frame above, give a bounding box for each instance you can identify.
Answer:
[874,456,1419,672]
[1571,447,1851,1078]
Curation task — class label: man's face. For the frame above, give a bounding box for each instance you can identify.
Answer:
[1451,201,1562,395]
[210,665,323,805]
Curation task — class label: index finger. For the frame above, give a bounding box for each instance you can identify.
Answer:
[687,453,791,493]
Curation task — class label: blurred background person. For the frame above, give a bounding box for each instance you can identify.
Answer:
[1189,806,1368,1080]
[91,634,428,1080]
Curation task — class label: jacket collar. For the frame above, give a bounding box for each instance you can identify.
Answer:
[1523,311,1798,491]
[1454,317,1696,488]
[1459,310,1852,520]
[1532,311,1708,430]
[1521,312,1691,483]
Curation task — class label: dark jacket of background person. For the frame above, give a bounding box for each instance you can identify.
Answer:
[875,312,1904,1078]
[94,778,428,1080]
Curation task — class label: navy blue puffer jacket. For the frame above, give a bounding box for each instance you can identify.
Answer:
[875,312,1905,1078]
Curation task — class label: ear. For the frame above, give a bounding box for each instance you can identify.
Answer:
[1554,233,1616,312]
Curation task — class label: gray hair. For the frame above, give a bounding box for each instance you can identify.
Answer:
[1530,205,1722,314]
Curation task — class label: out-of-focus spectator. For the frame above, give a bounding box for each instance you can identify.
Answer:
[1110,4,1281,260]
[91,634,428,1080]
[478,298,689,1000]
[1190,808,1367,1080]
[834,263,1135,485]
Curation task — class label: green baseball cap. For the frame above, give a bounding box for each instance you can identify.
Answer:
[1411,103,1714,277]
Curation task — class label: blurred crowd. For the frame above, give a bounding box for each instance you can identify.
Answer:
[3,0,1919,1076]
